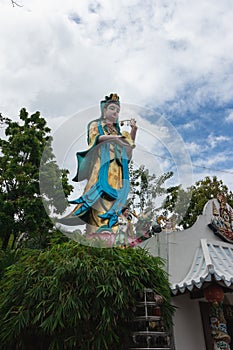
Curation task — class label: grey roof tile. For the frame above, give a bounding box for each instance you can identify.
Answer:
[171,239,233,295]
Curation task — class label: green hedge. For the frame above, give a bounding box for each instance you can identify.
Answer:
[0,242,173,350]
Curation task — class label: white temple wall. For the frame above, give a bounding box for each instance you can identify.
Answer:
[172,294,206,350]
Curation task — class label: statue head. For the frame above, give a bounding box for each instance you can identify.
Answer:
[100,93,120,117]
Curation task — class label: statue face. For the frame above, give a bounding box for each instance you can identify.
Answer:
[104,103,120,123]
[122,208,129,217]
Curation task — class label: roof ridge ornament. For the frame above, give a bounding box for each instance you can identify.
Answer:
[208,194,233,244]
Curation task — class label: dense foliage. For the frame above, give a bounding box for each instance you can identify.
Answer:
[0,242,173,350]
[0,109,72,250]
[164,175,233,228]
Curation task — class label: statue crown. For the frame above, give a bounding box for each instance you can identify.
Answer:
[108,93,119,102]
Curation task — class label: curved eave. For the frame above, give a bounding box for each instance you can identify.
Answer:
[171,239,233,295]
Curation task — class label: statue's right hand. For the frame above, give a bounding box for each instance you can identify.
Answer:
[115,135,129,145]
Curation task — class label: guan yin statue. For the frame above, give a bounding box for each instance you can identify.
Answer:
[58,94,160,247]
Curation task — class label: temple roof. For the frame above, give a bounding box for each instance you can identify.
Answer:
[171,238,233,295]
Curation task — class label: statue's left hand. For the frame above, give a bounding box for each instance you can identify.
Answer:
[130,118,137,129]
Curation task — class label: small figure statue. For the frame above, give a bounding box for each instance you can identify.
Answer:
[116,207,136,246]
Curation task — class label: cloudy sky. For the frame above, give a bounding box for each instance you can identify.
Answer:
[1,0,233,194]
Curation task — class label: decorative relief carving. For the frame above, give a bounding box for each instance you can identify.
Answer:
[208,194,233,244]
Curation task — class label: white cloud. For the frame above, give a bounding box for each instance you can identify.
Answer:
[207,134,230,148]
[190,153,231,187]
[179,122,196,130]
[220,169,233,192]
[225,110,233,122]
[194,153,229,168]
[185,141,203,155]
[1,0,233,193]
[1,0,233,118]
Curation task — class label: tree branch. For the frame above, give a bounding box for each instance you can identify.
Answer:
[11,0,23,7]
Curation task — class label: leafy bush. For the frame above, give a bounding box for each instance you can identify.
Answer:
[0,242,173,350]
[0,248,19,279]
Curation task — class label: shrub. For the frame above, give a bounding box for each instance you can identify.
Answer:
[0,242,173,350]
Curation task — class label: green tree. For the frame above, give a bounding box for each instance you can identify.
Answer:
[128,163,173,216]
[0,109,73,250]
[163,175,233,229]
[0,242,173,350]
